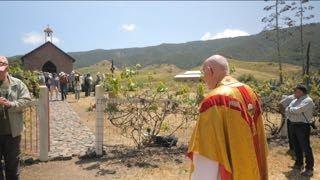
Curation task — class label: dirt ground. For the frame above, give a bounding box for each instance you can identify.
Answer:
[21,92,320,180]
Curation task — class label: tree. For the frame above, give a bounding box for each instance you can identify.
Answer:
[262,0,293,84]
[290,0,315,75]
[305,41,311,86]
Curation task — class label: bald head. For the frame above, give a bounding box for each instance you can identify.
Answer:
[203,55,229,75]
[202,55,229,89]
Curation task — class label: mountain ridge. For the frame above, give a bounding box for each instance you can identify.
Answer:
[10,23,320,69]
[68,23,320,69]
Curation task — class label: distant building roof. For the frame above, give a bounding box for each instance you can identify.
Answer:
[184,71,201,74]
[174,70,201,81]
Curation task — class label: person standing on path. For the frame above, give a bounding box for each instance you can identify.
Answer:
[0,56,32,180]
[188,55,268,180]
[44,72,50,89]
[84,73,93,97]
[279,94,296,156]
[59,72,68,101]
[69,71,76,93]
[49,73,60,101]
[74,73,82,101]
[286,84,315,177]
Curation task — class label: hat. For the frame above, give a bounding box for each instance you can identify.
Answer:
[294,84,308,94]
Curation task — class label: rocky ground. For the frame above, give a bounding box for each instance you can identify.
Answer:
[49,99,95,158]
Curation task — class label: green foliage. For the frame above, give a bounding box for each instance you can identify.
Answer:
[237,74,258,83]
[156,82,168,92]
[102,65,200,147]
[127,78,137,91]
[245,72,320,114]
[196,83,205,104]
[175,85,189,96]
[103,76,121,95]
[230,65,236,74]
[121,67,137,79]
[9,63,40,98]
[161,122,170,132]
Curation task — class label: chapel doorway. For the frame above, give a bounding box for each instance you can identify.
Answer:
[42,61,57,73]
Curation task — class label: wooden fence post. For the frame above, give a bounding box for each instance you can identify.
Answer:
[95,85,105,156]
[39,85,49,161]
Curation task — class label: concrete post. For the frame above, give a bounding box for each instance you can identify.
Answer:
[39,85,49,161]
[95,85,105,156]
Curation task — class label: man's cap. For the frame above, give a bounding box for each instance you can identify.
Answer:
[294,84,308,94]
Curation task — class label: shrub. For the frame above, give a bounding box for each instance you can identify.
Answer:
[101,65,201,148]
[237,74,258,83]
[9,62,40,98]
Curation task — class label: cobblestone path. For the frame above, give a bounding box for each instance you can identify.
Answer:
[49,100,95,158]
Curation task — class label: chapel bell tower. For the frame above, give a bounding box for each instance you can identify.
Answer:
[44,25,53,43]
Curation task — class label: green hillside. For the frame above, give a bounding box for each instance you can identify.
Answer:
[69,23,320,69]
[79,58,300,83]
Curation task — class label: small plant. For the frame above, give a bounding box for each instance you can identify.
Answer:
[196,83,205,104]
[87,103,96,112]
[237,74,257,83]
[230,65,236,74]
[161,122,170,132]
[156,82,168,92]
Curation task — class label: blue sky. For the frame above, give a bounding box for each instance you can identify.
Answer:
[1,1,319,56]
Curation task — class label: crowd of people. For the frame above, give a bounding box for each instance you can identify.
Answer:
[37,71,105,101]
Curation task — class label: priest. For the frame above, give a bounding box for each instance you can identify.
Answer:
[188,55,268,180]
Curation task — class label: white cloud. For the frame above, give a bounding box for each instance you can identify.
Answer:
[121,24,136,32]
[22,32,60,45]
[200,29,250,41]
[200,32,213,41]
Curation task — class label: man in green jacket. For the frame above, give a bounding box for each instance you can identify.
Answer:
[0,56,31,180]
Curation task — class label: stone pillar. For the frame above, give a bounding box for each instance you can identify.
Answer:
[39,85,49,161]
[95,85,105,156]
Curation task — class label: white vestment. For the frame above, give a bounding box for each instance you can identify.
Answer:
[191,153,221,180]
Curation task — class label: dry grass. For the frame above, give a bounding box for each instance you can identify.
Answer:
[192,59,300,81]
